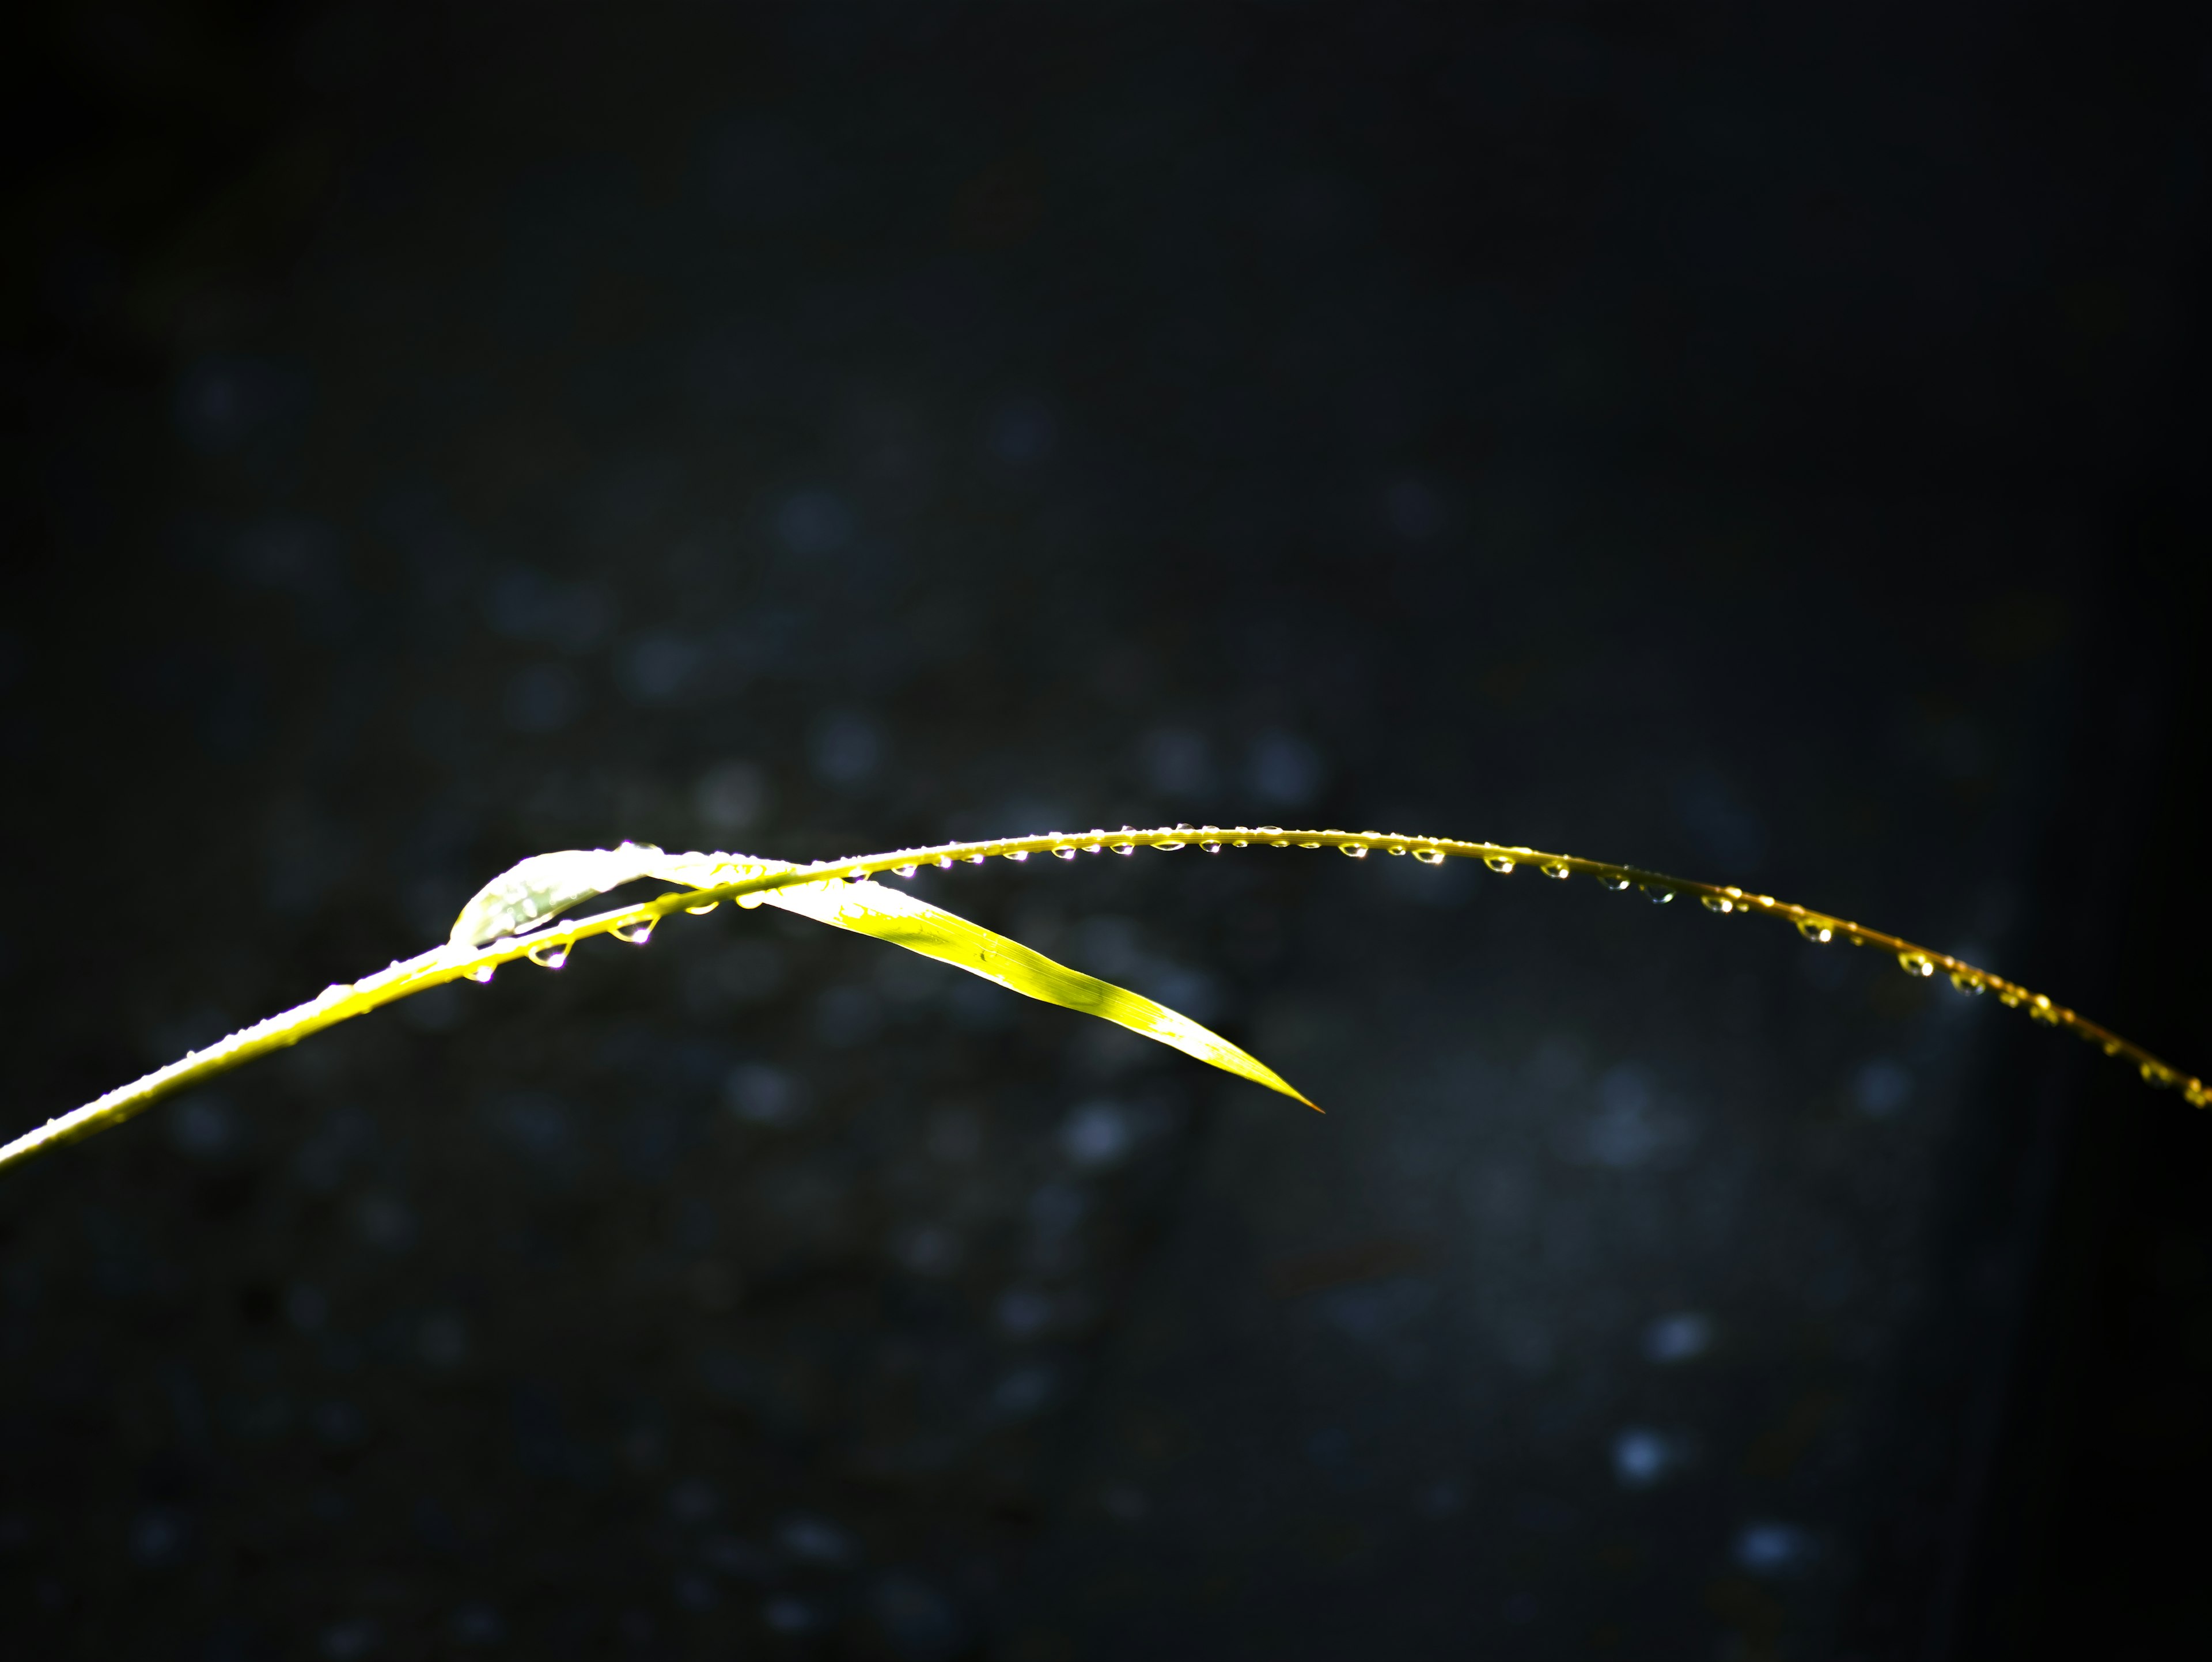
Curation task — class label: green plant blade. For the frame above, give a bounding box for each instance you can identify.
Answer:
[764,877,1315,1109]
[447,841,686,947]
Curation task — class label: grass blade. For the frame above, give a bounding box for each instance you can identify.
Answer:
[763,877,1312,1108]
[6,823,2196,1178]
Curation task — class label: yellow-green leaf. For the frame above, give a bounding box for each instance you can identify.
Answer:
[764,878,1315,1109]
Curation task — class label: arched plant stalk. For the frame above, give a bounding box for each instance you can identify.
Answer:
[4,824,2199,1178]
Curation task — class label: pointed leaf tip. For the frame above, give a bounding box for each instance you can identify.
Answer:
[763,879,1313,1108]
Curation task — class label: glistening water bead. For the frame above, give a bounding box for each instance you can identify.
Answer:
[895,864,919,878]
[527,939,570,969]
[1054,847,1078,860]
[1340,843,1368,858]
[1542,862,1570,879]
[1898,952,1934,977]
[1485,855,1516,873]
[1797,919,1834,943]
[1414,849,1446,865]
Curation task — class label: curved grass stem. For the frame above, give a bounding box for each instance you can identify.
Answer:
[3,826,2196,1178]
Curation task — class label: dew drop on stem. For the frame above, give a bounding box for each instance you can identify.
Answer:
[1484,855,1516,873]
[1797,919,1834,943]
[1414,849,1446,865]
[1703,896,1734,913]
[1642,886,1674,904]
[1541,861,1570,879]
[527,940,570,970]
[1340,843,1368,858]
[895,864,919,878]
[468,964,497,984]
[1897,952,1934,978]
[616,918,657,947]
[1053,847,1078,860]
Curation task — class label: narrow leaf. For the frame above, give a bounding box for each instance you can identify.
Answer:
[764,878,1315,1108]
[447,842,671,947]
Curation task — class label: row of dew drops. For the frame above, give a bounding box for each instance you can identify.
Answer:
[474,823,2200,1103]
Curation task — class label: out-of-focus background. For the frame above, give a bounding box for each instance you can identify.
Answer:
[5,3,2210,1657]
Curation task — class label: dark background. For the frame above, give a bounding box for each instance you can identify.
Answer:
[5,2,2210,1657]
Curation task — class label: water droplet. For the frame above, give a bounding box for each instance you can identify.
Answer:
[1003,850,1030,862]
[1413,849,1446,865]
[1202,840,1224,854]
[467,964,497,984]
[1484,855,1516,873]
[1541,861,1570,879]
[895,864,919,878]
[2101,1038,2123,1056]
[1797,919,1834,942]
[1998,988,2023,1007]
[737,892,766,909]
[1111,841,1135,855]
[1897,952,1934,978]
[1594,873,1631,891]
[1949,971,1982,993]
[1232,838,1250,848]
[2142,1061,2177,1088]
[1273,838,1291,847]
[1298,840,1321,849]
[935,855,954,868]
[616,917,657,947]
[2029,995,2059,1024]
[1340,843,1368,858]
[1053,847,1078,860]
[1084,841,1104,854]
[1642,886,1675,904]
[2188,1082,2210,1108]
[685,900,719,915]
[1157,839,1185,851]
[527,940,570,970]
[1702,896,1735,913]
[964,853,987,865]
